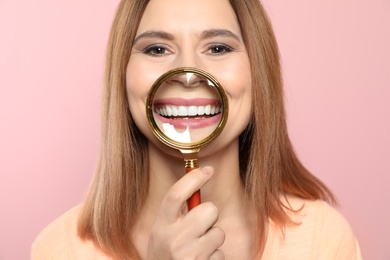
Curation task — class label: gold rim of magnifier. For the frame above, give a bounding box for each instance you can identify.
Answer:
[146,67,229,151]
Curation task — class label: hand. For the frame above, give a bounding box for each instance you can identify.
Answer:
[146,166,225,260]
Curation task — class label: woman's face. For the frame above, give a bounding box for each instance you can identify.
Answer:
[126,0,252,157]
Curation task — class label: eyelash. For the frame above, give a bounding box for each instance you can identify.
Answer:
[142,45,171,57]
[141,44,234,57]
[205,44,234,55]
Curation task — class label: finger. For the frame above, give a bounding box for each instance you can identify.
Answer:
[182,202,219,237]
[197,226,225,258]
[209,249,225,260]
[159,166,214,223]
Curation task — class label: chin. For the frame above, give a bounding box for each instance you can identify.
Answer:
[148,139,184,158]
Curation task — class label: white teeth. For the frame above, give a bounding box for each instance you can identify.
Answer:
[210,106,215,115]
[205,105,211,115]
[172,106,178,116]
[156,105,221,117]
[188,106,198,116]
[198,106,205,115]
[166,106,172,116]
[178,106,187,116]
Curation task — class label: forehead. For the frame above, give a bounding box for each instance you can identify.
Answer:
[137,0,241,36]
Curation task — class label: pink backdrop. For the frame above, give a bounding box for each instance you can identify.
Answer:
[0,1,389,259]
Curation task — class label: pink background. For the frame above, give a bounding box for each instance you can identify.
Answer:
[0,0,389,259]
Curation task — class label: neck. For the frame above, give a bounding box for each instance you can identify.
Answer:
[147,139,246,216]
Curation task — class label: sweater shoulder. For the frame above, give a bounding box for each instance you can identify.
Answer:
[275,196,362,259]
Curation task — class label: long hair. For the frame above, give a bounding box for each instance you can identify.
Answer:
[229,0,335,256]
[78,1,150,259]
[78,0,335,258]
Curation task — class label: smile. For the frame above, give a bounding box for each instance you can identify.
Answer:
[155,104,221,118]
[153,98,222,129]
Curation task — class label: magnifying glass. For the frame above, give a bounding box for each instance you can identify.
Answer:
[146,67,229,210]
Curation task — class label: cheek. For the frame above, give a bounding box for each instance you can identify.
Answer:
[126,59,186,153]
[209,54,252,139]
[229,77,252,130]
[126,61,187,159]
[125,61,155,138]
[219,63,252,139]
[126,60,156,101]
[125,56,172,113]
[217,57,252,118]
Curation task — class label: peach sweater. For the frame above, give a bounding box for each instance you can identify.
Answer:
[31,197,362,259]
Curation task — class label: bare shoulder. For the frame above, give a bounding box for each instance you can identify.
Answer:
[35,205,81,239]
[31,205,81,259]
[31,205,84,259]
[31,205,111,259]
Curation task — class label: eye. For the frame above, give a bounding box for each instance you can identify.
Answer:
[206,44,234,55]
[142,45,171,57]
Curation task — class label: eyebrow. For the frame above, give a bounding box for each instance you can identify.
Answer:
[133,29,241,44]
[133,31,174,45]
[199,29,241,42]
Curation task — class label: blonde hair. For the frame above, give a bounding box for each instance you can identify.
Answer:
[78,0,335,258]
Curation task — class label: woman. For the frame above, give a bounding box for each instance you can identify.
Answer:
[32,0,362,259]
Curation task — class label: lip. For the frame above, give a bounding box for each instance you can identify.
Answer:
[154,112,222,129]
[154,98,220,106]
[153,98,222,129]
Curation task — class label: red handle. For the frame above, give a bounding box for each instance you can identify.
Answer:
[186,167,201,210]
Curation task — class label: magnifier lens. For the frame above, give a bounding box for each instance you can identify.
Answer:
[151,71,223,145]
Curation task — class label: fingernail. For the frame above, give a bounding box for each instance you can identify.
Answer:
[201,166,214,176]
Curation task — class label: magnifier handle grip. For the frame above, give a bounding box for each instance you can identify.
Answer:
[186,167,201,210]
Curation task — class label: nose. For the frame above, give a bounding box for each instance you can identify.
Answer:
[166,72,208,88]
